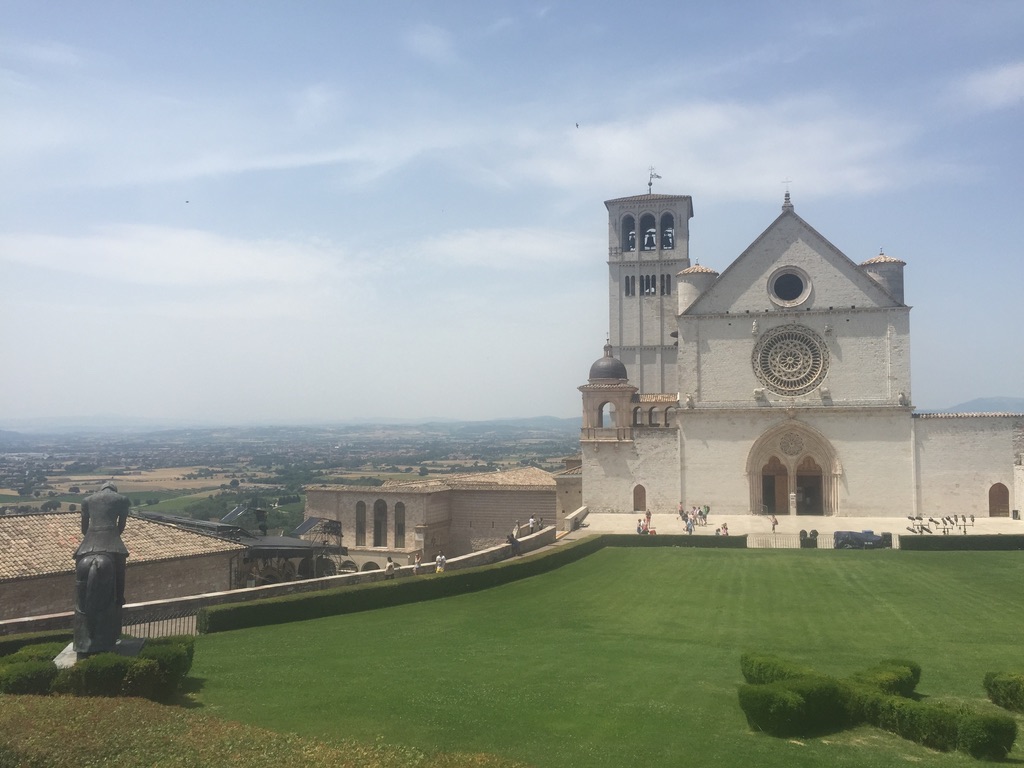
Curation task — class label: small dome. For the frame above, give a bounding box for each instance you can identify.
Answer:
[679,263,719,276]
[860,250,906,266]
[589,343,628,381]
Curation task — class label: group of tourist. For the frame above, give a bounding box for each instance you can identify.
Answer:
[678,503,710,534]
[636,509,655,534]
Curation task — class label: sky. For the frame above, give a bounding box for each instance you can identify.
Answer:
[1,1,1022,427]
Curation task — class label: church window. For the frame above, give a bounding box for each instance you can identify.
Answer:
[752,324,830,396]
[394,502,406,547]
[373,499,387,547]
[660,213,675,249]
[640,214,657,250]
[622,216,636,251]
[659,274,672,295]
[768,266,812,307]
[624,275,636,296]
[355,502,366,546]
[598,402,615,428]
[641,274,657,295]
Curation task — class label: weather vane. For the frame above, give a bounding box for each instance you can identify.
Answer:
[648,166,662,193]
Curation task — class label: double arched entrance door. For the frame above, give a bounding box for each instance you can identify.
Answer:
[747,423,840,516]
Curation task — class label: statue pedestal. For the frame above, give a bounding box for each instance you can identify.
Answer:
[54,637,147,668]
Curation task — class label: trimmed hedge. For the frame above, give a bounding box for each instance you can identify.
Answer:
[850,659,921,697]
[608,533,749,549]
[984,671,1024,713]
[137,638,194,700]
[199,534,611,633]
[0,661,59,695]
[740,653,815,685]
[198,533,743,634]
[899,534,1024,551]
[0,635,194,701]
[739,655,1018,760]
[52,653,134,697]
[0,631,71,658]
[1,642,68,665]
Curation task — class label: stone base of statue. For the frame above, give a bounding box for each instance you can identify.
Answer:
[54,637,147,669]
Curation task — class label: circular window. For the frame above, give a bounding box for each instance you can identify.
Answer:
[768,267,811,307]
[752,325,829,395]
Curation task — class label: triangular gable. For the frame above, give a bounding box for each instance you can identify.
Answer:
[684,208,904,315]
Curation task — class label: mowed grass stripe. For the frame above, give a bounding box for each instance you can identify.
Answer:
[192,549,1023,768]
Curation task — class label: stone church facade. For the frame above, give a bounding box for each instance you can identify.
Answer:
[582,191,1023,519]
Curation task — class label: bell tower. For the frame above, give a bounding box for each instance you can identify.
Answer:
[605,189,693,395]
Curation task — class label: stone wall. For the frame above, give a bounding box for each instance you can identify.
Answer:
[914,416,1018,517]
[0,552,237,621]
[582,428,679,514]
[449,489,555,554]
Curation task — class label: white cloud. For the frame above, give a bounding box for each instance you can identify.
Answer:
[948,61,1024,111]
[416,227,602,269]
[502,96,933,201]
[403,23,458,66]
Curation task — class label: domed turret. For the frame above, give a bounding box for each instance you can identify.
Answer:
[677,263,719,313]
[860,250,906,304]
[589,343,629,382]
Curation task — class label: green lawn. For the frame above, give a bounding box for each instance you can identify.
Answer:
[191,548,1024,767]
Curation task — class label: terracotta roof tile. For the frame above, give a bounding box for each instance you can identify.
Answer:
[679,263,719,275]
[860,253,906,266]
[0,512,245,583]
[312,466,556,494]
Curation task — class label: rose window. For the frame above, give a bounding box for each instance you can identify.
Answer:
[753,325,829,396]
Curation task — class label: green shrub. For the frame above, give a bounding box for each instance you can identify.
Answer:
[984,671,1024,712]
[1,642,68,666]
[740,655,1017,759]
[138,642,192,700]
[899,534,1024,551]
[199,534,610,634]
[851,659,921,697]
[52,653,132,697]
[739,653,814,684]
[738,674,848,737]
[121,657,161,699]
[957,709,1018,760]
[738,682,806,736]
[0,631,72,658]
[0,661,58,695]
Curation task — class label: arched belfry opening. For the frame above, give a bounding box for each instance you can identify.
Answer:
[622,215,636,251]
[639,213,657,250]
[660,212,675,250]
[747,423,841,516]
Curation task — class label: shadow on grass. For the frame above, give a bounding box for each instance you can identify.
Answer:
[171,676,206,708]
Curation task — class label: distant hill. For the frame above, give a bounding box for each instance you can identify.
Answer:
[937,397,1024,414]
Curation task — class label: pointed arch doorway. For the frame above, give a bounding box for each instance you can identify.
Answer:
[748,424,840,516]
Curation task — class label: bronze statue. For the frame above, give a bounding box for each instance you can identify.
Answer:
[73,482,130,655]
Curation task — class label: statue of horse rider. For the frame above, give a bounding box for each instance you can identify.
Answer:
[73,482,131,656]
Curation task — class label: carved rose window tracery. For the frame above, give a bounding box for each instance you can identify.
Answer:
[753,325,829,396]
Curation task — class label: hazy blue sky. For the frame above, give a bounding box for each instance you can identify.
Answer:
[2,1,1022,426]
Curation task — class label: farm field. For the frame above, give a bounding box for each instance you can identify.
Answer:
[190,548,1024,768]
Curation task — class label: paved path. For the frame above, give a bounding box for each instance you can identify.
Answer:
[562,512,1023,540]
